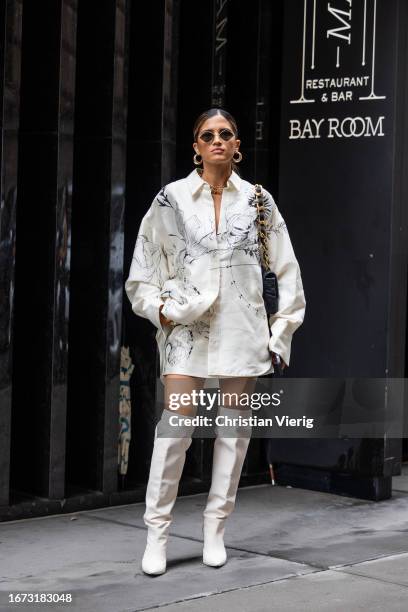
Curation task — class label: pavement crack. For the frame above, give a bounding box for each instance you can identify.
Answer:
[135,568,327,612]
[333,567,408,589]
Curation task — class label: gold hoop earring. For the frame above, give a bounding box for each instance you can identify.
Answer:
[233,151,242,163]
[193,153,202,165]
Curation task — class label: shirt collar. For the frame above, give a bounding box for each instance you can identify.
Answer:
[187,167,242,196]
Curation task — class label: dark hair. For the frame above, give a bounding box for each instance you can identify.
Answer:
[193,108,240,175]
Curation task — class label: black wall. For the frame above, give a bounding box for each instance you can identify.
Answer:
[269,0,408,499]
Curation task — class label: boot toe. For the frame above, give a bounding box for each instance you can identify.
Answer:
[142,546,167,575]
[203,546,227,567]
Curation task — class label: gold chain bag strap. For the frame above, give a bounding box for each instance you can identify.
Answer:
[254,183,279,316]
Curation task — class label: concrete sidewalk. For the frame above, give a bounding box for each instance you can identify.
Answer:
[0,464,407,612]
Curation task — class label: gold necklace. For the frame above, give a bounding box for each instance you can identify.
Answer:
[208,184,226,195]
[198,170,227,194]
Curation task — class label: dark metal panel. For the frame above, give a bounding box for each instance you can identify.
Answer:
[0,0,22,507]
[67,0,128,494]
[272,0,408,498]
[388,0,408,378]
[123,0,179,485]
[175,0,213,175]
[162,0,180,184]
[211,0,228,108]
[10,0,76,501]
[280,0,402,378]
[384,0,408,475]
[226,0,283,211]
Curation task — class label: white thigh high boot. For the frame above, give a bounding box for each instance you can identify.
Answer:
[142,409,195,575]
[203,406,252,567]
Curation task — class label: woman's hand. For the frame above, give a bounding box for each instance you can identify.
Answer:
[159,304,174,327]
[271,352,287,370]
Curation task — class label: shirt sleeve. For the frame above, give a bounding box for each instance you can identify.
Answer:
[263,189,306,366]
[124,194,170,333]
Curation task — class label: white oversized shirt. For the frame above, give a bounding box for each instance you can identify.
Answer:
[125,168,306,376]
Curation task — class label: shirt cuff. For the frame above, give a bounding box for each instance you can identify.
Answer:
[268,318,293,366]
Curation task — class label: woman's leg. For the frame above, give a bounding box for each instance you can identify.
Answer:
[142,374,205,575]
[202,376,257,567]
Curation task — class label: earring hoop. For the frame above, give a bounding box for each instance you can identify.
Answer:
[233,150,242,163]
[193,153,202,165]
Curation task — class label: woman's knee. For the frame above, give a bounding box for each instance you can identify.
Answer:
[219,376,257,409]
[163,374,206,416]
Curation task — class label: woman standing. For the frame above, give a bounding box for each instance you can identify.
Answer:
[125,108,306,575]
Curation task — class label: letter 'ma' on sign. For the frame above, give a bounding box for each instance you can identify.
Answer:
[327,1,352,44]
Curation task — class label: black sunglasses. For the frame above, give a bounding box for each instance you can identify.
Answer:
[198,128,235,143]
